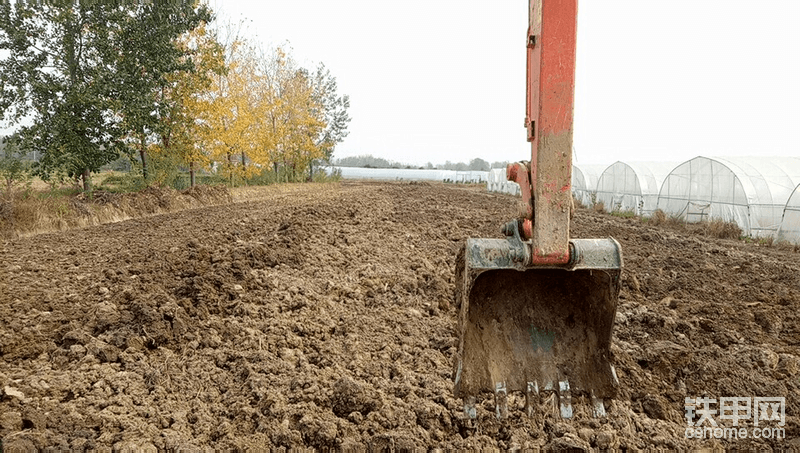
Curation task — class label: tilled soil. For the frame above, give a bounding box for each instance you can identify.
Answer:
[0,181,798,451]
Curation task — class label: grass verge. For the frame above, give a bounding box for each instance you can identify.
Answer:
[0,185,231,239]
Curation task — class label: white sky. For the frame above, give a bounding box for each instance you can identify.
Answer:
[211,0,799,167]
[3,1,797,167]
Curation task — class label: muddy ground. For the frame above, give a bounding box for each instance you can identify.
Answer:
[0,181,798,451]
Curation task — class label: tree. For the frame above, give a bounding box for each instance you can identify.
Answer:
[0,1,126,191]
[154,23,226,186]
[308,64,350,178]
[257,46,324,182]
[468,158,490,171]
[199,38,263,185]
[0,0,211,191]
[0,135,31,196]
[186,33,350,185]
[109,1,212,181]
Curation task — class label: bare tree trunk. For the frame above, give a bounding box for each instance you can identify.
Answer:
[139,133,148,181]
[82,168,92,193]
[227,152,233,186]
[189,161,195,187]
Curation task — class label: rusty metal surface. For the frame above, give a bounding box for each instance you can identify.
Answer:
[528,0,578,263]
[463,236,623,273]
[507,162,533,222]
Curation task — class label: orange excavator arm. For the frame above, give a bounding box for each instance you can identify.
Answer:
[453,0,623,422]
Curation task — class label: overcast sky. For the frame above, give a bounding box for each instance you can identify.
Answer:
[210,0,799,167]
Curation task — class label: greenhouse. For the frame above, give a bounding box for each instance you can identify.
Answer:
[656,156,800,237]
[572,164,607,207]
[594,161,678,215]
[776,184,800,244]
[327,166,489,183]
[486,168,521,195]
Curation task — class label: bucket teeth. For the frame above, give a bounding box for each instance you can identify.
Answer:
[525,381,538,417]
[462,381,608,421]
[558,380,573,419]
[592,394,607,418]
[495,382,508,419]
[464,396,477,420]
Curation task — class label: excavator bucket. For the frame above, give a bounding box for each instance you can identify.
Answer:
[453,231,622,419]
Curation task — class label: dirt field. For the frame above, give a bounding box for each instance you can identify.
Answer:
[1,181,798,450]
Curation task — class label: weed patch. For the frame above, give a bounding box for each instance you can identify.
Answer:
[699,218,742,240]
[593,201,606,214]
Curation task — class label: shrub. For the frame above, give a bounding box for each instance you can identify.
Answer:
[649,209,667,226]
[611,209,636,219]
[699,218,741,240]
[593,201,606,214]
[312,166,341,183]
[758,236,775,247]
[0,139,32,197]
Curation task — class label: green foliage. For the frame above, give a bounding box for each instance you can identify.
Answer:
[0,2,127,186]
[97,173,138,193]
[0,136,32,195]
[337,155,399,168]
[610,210,637,219]
[0,0,212,190]
[110,2,213,181]
[311,64,351,162]
[312,166,341,183]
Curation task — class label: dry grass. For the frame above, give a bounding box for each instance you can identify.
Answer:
[0,185,231,239]
[774,240,800,253]
[644,209,743,240]
[229,183,318,203]
[696,218,742,240]
[593,201,606,214]
[649,209,667,226]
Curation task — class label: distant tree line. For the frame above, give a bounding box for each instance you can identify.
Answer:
[0,1,349,192]
[335,155,508,171]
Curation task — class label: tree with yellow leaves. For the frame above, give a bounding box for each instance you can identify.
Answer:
[149,23,226,186]
[258,46,349,182]
[198,38,265,185]
[177,32,349,185]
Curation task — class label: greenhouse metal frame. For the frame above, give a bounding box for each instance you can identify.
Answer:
[572,164,607,207]
[657,156,800,237]
[595,161,678,216]
[777,184,800,244]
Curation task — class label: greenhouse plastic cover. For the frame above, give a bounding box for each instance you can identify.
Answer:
[657,156,800,236]
[327,166,488,183]
[487,168,521,195]
[777,184,800,244]
[595,161,678,215]
[572,164,608,207]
